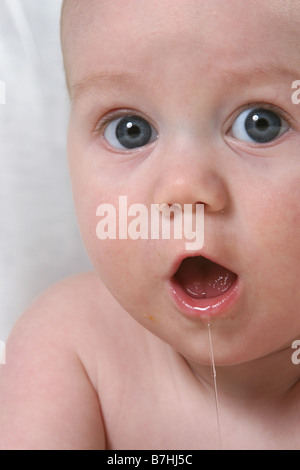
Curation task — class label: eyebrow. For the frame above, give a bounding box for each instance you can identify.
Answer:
[70,61,300,103]
[229,61,300,83]
[70,72,137,102]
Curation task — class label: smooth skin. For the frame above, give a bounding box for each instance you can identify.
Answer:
[1,0,300,449]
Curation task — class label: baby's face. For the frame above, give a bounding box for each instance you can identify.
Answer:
[66,0,300,365]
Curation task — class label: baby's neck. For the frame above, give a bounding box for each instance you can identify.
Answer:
[188,346,300,409]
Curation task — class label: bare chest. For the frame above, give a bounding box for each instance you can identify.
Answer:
[96,350,300,450]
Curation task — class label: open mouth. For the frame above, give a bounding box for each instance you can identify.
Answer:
[170,256,239,317]
[174,256,237,299]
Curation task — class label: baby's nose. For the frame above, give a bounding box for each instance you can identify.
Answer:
[152,140,229,213]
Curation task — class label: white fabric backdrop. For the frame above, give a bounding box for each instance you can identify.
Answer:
[0,0,91,341]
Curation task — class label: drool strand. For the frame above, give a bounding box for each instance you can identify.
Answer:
[207,322,222,450]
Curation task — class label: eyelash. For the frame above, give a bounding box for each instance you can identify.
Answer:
[94,109,147,135]
[227,102,294,134]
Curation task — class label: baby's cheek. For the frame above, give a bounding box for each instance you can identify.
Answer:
[86,230,147,295]
[265,191,300,255]
[247,183,300,298]
[245,177,300,250]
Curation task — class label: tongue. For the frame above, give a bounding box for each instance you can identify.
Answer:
[175,256,237,299]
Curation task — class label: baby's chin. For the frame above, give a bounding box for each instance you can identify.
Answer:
[158,313,294,369]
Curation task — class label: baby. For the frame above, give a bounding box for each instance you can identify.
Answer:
[1,0,300,450]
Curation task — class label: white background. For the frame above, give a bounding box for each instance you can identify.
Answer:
[0,0,91,341]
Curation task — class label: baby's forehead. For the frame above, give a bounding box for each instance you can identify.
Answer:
[61,0,300,38]
[61,0,300,93]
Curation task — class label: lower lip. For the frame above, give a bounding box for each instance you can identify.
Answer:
[168,275,241,320]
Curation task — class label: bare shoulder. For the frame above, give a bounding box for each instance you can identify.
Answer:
[5,271,136,357]
[0,271,128,450]
[0,272,177,450]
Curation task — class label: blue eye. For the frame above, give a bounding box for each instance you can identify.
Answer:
[231,108,289,144]
[104,115,158,150]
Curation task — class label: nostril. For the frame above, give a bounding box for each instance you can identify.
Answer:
[158,202,182,218]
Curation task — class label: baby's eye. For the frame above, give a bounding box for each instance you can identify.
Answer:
[104,115,158,150]
[230,107,289,144]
